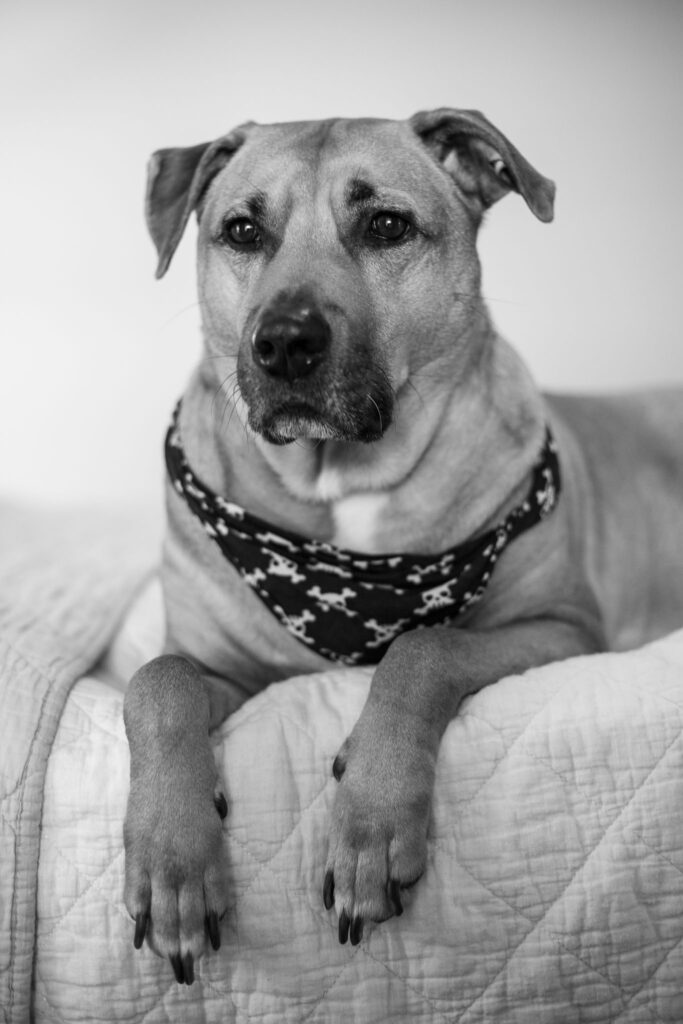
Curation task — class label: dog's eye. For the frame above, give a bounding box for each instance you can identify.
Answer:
[222,217,261,248]
[368,212,410,242]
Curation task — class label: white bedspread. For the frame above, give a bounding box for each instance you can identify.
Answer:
[2,505,683,1023]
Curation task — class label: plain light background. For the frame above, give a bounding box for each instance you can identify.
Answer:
[1,0,682,508]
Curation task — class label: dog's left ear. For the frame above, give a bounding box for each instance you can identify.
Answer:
[146,123,253,278]
[410,108,555,223]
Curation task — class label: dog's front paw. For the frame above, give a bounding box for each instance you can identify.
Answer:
[123,760,229,984]
[323,714,434,945]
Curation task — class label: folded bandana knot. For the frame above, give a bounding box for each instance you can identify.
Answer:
[165,404,561,665]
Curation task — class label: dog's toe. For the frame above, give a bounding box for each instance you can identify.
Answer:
[338,908,351,944]
[324,732,432,943]
[213,788,228,819]
[328,869,415,945]
[182,952,195,985]
[332,742,349,781]
[135,868,226,981]
[133,910,149,950]
[206,910,221,951]
[169,951,196,985]
[124,772,229,980]
[388,878,403,917]
[322,869,335,910]
[350,915,364,946]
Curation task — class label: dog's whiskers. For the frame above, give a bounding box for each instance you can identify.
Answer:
[293,436,324,451]
[226,379,256,446]
[222,382,242,434]
[479,292,525,307]
[367,394,383,434]
[211,369,238,413]
[156,301,202,333]
[209,369,249,442]
[402,377,426,412]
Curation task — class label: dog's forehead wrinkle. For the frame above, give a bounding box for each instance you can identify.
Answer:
[347,177,376,204]
[256,116,393,149]
[244,191,267,220]
[237,119,343,179]
[215,144,312,218]
[338,162,455,228]
[217,126,451,235]
[239,119,420,192]
[342,177,418,213]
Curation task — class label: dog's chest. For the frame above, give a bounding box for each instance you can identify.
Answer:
[330,493,389,551]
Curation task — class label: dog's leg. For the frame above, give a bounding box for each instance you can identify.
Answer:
[325,618,601,943]
[123,656,231,984]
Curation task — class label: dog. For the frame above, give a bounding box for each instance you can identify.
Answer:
[123,109,683,985]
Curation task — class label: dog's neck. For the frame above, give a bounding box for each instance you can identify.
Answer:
[180,330,545,555]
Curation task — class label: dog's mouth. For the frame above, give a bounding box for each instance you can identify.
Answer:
[254,396,391,446]
[258,403,347,445]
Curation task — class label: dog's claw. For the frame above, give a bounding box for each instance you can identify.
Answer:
[332,754,345,781]
[323,870,335,910]
[169,951,195,985]
[214,792,228,819]
[170,953,184,984]
[350,915,364,945]
[389,878,403,916]
[133,911,148,950]
[207,910,221,950]
[182,952,195,985]
[338,909,351,944]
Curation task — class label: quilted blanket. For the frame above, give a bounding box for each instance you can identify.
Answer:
[2,505,683,1023]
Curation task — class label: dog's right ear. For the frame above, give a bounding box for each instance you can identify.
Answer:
[145,124,252,278]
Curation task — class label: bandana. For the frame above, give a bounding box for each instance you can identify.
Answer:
[165,404,561,665]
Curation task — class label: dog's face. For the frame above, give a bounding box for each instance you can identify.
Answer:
[198,118,484,445]
[147,111,554,446]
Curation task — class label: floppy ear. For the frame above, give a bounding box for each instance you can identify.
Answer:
[145,123,253,278]
[409,108,555,223]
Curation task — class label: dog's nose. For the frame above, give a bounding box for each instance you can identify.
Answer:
[251,308,330,381]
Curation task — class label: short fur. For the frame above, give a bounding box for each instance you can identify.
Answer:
[123,110,683,984]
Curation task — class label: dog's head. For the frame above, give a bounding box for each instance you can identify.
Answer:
[146,110,554,445]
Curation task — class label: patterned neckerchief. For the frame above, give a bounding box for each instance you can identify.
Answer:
[165,404,561,665]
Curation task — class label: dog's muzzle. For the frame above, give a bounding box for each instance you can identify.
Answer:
[239,293,392,445]
[251,306,330,382]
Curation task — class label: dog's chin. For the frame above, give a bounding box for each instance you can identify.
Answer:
[251,404,388,446]
[261,414,345,446]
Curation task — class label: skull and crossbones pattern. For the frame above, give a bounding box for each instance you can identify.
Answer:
[165,404,561,665]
